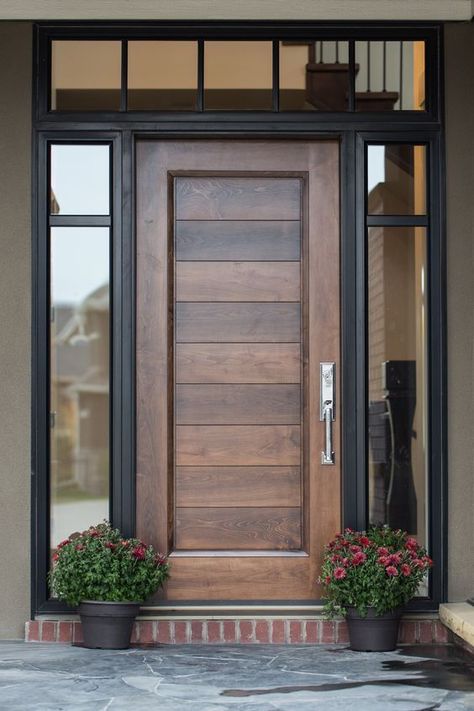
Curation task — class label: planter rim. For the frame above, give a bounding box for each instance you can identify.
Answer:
[80,600,142,606]
[345,606,402,619]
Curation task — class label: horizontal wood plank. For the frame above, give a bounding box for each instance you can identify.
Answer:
[176,466,301,507]
[176,384,300,424]
[176,177,301,220]
[175,507,301,550]
[176,220,301,261]
[176,425,301,466]
[163,557,313,600]
[176,303,301,343]
[176,262,300,302]
[176,343,301,384]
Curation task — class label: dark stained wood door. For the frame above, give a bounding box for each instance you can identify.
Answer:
[136,140,340,602]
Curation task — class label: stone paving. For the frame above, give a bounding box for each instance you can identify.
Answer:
[1,641,474,710]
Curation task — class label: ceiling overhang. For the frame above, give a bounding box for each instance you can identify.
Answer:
[0,0,472,22]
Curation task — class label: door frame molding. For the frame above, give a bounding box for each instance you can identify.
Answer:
[31,21,446,615]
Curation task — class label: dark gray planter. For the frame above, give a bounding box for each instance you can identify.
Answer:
[78,601,140,649]
[346,607,401,651]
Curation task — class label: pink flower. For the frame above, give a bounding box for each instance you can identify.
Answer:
[405,537,418,551]
[386,565,399,577]
[387,553,402,565]
[401,563,411,577]
[352,551,367,566]
[350,544,361,553]
[52,553,59,563]
[423,555,433,567]
[132,546,146,560]
[358,536,370,547]
[342,557,350,568]
[378,556,389,566]
[334,567,347,580]
[412,558,425,568]
[377,547,389,556]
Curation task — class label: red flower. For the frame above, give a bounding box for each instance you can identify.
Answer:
[331,554,342,563]
[422,555,433,567]
[352,551,367,566]
[358,536,370,547]
[342,557,350,568]
[378,556,389,566]
[350,544,361,553]
[412,558,425,568]
[324,575,331,585]
[154,554,167,566]
[401,563,411,577]
[52,553,59,563]
[386,565,398,577]
[57,539,70,549]
[334,567,347,580]
[377,547,389,556]
[89,530,99,538]
[132,546,146,560]
[405,537,418,551]
[105,542,116,550]
[387,553,402,565]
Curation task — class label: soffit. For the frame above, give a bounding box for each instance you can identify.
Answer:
[0,0,472,21]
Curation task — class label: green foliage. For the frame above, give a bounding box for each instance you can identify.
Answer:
[49,522,170,606]
[320,525,432,618]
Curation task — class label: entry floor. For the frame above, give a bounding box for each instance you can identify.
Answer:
[1,642,474,710]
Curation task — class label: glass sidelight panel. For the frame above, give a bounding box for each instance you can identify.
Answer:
[51,41,121,111]
[50,227,110,553]
[355,41,425,111]
[50,144,110,215]
[367,144,426,215]
[367,226,428,549]
[279,41,350,111]
[204,41,273,110]
[128,41,198,110]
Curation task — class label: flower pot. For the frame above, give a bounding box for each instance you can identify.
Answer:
[78,601,140,649]
[345,607,401,652]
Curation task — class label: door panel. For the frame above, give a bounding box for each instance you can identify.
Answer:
[136,140,340,602]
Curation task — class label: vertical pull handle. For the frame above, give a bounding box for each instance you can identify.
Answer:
[320,363,335,466]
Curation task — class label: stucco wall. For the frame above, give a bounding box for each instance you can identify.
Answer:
[445,22,474,601]
[0,20,472,639]
[0,22,32,638]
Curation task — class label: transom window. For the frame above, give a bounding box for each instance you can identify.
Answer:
[50,38,426,113]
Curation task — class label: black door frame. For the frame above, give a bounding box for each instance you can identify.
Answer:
[32,21,446,615]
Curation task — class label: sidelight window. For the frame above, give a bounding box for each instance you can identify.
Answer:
[49,144,111,562]
[366,144,429,554]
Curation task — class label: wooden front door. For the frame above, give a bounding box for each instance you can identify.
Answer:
[136,140,340,602]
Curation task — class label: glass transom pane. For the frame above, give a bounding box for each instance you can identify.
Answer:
[50,144,110,215]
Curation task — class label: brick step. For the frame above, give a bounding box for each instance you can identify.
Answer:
[26,616,449,646]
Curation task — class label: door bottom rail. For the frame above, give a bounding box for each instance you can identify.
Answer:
[25,615,449,645]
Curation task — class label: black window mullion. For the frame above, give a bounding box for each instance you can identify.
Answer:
[272,40,280,113]
[49,215,112,227]
[120,40,128,112]
[197,39,204,112]
[366,215,428,227]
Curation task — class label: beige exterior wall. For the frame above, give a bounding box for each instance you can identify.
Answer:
[0,19,472,638]
[445,22,474,601]
[0,22,32,638]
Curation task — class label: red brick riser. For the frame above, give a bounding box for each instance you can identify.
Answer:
[26,618,450,645]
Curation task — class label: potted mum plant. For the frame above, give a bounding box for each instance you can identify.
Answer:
[49,522,170,649]
[320,525,432,651]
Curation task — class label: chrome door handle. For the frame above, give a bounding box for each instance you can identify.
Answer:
[320,363,335,465]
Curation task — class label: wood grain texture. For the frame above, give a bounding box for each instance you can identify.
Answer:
[176,302,301,343]
[176,466,301,507]
[176,261,300,302]
[175,508,301,550]
[163,557,313,601]
[176,425,301,466]
[176,343,301,384]
[176,177,301,220]
[176,384,300,424]
[176,220,301,261]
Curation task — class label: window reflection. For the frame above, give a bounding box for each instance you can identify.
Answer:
[51,145,110,215]
[368,227,428,549]
[128,41,198,110]
[367,144,426,215]
[204,41,273,110]
[51,41,121,111]
[50,227,110,551]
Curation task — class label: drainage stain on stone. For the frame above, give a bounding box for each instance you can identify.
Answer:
[222,646,474,697]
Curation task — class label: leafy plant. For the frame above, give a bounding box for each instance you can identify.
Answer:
[49,522,170,606]
[320,525,432,618]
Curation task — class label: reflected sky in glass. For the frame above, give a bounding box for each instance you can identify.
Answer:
[51,227,109,305]
[51,144,110,215]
